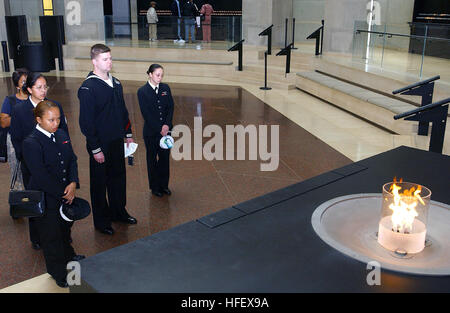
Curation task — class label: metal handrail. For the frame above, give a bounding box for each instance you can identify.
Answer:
[394,98,450,120]
[355,29,450,42]
[392,75,440,94]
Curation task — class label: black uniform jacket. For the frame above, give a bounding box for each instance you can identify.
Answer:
[137,82,174,137]
[22,128,79,210]
[78,72,132,155]
[10,98,68,161]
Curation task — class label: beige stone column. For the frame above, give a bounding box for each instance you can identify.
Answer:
[242,0,293,48]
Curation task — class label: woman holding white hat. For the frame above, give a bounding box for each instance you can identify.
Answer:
[22,100,84,288]
[137,64,174,197]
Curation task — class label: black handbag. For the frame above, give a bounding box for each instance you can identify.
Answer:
[9,162,45,218]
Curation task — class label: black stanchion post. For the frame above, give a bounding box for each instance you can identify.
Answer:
[292,18,297,50]
[394,97,449,154]
[1,41,10,72]
[258,25,273,55]
[284,18,288,48]
[392,75,440,136]
[260,51,272,90]
[286,46,291,73]
[227,39,245,71]
[238,42,243,71]
[268,29,272,55]
[306,22,323,56]
[276,43,293,75]
[320,19,324,55]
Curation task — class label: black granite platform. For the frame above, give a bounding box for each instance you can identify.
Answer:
[70,146,450,293]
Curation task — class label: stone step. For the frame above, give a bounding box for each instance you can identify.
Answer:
[296,71,417,135]
[64,58,235,78]
[314,57,450,103]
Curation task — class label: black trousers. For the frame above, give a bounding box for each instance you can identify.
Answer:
[144,136,170,192]
[89,138,130,229]
[36,206,75,282]
[21,162,40,245]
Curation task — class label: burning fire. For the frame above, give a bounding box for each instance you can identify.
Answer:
[388,178,425,234]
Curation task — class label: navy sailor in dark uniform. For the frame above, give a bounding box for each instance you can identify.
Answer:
[78,44,137,236]
[10,72,69,250]
[22,100,84,288]
[137,64,174,197]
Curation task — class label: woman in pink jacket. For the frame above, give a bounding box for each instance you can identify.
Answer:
[200,1,214,42]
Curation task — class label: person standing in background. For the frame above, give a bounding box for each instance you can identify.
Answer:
[10,72,69,250]
[0,68,28,193]
[171,0,185,44]
[147,1,158,42]
[183,0,198,43]
[200,1,214,42]
[22,100,83,288]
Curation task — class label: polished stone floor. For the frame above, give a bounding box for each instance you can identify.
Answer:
[0,76,351,289]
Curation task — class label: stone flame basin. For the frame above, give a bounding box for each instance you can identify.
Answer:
[311,194,450,276]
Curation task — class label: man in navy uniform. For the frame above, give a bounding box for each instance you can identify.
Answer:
[78,44,137,235]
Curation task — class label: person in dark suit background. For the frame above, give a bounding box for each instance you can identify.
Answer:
[22,100,84,288]
[183,0,199,43]
[0,68,29,193]
[137,64,174,197]
[171,0,185,43]
[10,72,69,250]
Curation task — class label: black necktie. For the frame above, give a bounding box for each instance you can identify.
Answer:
[51,134,55,143]
[155,87,158,94]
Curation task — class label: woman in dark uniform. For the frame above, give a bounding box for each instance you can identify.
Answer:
[137,64,174,197]
[0,68,28,192]
[22,100,83,288]
[10,72,69,250]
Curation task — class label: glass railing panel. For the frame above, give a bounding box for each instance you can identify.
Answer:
[421,35,450,82]
[353,21,450,80]
[352,20,369,63]
[367,24,386,68]
[382,33,423,78]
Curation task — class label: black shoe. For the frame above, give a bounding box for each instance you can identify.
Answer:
[31,242,41,250]
[162,188,172,195]
[55,279,69,288]
[152,190,163,197]
[72,255,86,262]
[116,216,137,225]
[96,227,114,235]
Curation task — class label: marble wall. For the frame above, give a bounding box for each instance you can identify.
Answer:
[242,0,273,46]
[62,0,105,42]
[242,0,414,53]
[6,0,43,41]
[242,0,294,48]
[323,0,414,54]
[292,0,324,43]
[1,0,105,43]
[0,0,6,42]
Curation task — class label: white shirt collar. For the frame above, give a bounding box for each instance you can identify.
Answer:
[88,72,114,87]
[29,96,39,108]
[148,81,159,92]
[36,124,54,139]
